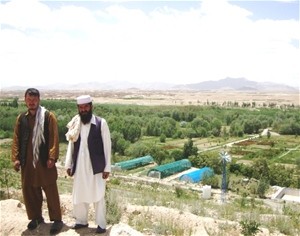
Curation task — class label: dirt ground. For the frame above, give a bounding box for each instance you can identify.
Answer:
[1,89,299,106]
[0,193,283,236]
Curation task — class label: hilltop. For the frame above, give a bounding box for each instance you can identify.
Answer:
[1,159,297,236]
[0,189,288,236]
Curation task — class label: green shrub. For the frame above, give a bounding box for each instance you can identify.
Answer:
[240,219,260,236]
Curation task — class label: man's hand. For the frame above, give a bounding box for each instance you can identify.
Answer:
[66,168,72,177]
[102,172,110,179]
[47,159,55,168]
[13,160,20,172]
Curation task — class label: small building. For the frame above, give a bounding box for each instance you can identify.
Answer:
[114,155,154,170]
[272,187,300,203]
[147,159,191,179]
[179,167,214,183]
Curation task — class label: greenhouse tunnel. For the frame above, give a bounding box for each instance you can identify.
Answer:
[147,159,192,179]
[114,155,154,170]
[179,167,214,183]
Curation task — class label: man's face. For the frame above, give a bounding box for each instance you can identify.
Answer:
[78,103,93,124]
[25,95,40,112]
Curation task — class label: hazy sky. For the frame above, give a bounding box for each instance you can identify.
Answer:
[1,0,299,89]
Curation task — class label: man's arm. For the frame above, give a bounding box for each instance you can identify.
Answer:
[11,114,21,171]
[101,118,111,178]
[65,141,74,176]
[48,112,59,168]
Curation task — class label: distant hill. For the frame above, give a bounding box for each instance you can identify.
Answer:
[2,77,297,92]
[173,77,297,92]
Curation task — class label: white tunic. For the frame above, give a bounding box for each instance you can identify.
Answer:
[65,115,111,204]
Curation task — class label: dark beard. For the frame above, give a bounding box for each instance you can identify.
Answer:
[79,110,92,124]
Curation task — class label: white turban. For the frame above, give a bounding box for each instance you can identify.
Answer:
[76,95,92,105]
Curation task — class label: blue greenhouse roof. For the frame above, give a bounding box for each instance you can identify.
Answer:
[179,167,214,183]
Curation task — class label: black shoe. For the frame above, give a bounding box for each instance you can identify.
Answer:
[96,225,106,234]
[50,220,63,235]
[27,217,44,230]
[72,223,89,229]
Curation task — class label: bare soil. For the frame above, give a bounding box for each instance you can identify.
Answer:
[0,194,283,236]
[1,90,299,106]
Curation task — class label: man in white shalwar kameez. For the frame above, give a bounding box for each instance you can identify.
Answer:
[65,95,111,234]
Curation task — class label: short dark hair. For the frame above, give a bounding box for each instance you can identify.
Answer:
[25,88,40,97]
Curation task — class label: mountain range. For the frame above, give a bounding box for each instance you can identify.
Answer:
[2,77,298,92]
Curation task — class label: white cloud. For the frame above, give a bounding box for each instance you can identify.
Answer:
[0,0,299,89]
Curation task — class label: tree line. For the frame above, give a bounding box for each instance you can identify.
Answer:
[1,98,299,142]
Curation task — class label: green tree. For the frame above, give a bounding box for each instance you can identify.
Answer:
[191,118,210,137]
[252,158,269,180]
[145,117,161,136]
[211,118,222,137]
[111,131,130,155]
[243,118,261,134]
[189,154,205,168]
[202,174,219,188]
[122,116,142,143]
[159,134,166,143]
[182,139,198,158]
[171,110,181,121]
[171,149,184,161]
[269,164,293,187]
[257,178,269,198]
[124,142,150,158]
[230,121,244,137]
[148,145,169,165]
[11,97,18,108]
[160,117,177,138]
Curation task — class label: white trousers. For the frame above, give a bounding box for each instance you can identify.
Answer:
[73,198,106,228]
